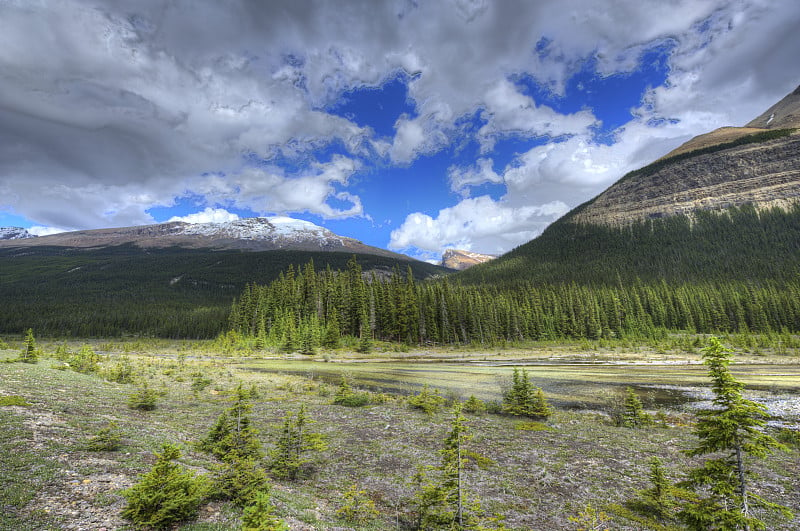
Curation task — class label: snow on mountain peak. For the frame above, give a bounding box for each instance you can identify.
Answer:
[175,216,342,245]
[0,227,36,240]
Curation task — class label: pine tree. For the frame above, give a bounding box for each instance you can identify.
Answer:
[410,405,489,530]
[198,384,262,461]
[241,489,288,531]
[503,368,552,419]
[121,443,210,529]
[621,387,652,428]
[678,337,792,530]
[268,405,327,480]
[18,328,38,363]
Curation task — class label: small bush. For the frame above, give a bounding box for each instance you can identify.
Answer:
[336,484,379,524]
[121,443,210,529]
[105,356,135,384]
[128,384,158,411]
[241,489,288,531]
[462,395,486,414]
[85,421,123,452]
[777,427,800,449]
[407,385,446,415]
[332,376,370,407]
[67,345,101,374]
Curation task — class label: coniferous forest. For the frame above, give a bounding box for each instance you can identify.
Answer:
[229,206,800,347]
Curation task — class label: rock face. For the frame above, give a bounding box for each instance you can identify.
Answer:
[572,85,800,227]
[441,249,496,270]
[0,227,36,240]
[0,217,409,260]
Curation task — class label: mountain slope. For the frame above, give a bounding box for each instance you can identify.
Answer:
[0,216,407,259]
[458,85,800,287]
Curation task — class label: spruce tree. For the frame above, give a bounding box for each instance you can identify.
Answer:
[679,337,792,530]
[621,387,652,428]
[121,444,210,529]
[268,405,327,480]
[19,328,38,363]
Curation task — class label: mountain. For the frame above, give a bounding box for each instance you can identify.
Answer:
[0,217,448,338]
[458,85,800,286]
[440,249,496,270]
[0,216,406,259]
[0,227,36,240]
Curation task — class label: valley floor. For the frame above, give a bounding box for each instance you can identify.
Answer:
[1,339,799,530]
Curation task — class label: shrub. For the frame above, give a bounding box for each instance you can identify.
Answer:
[121,443,210,529]
[85,421,123,452]
[408,385,446,415]
[127,384,158,411]
[621,387,653,428]
[105,356,135,384]
[332,376,370,407]
[336,484,379,524]
[241,489,288,531]
[68,345,101,374]
[462,395,486,414]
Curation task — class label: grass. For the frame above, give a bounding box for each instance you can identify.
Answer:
[0,342,798,530]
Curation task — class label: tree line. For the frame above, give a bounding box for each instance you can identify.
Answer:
[228,256,800,347]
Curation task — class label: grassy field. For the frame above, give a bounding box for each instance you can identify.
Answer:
[1,338,798,530]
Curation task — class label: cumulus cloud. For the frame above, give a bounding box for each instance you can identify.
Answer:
[389,195,569,256]
[168,208,240,224]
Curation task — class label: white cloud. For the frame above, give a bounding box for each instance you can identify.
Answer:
[28,225,67,237]
[448,158,503,196]
[389,195,569,256]
[168,207,240,224]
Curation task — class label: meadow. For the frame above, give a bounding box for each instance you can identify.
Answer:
[1,336,798,530]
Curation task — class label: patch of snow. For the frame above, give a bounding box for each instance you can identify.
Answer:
[766,112,775,125]
[174,216,344,246]
[0,227,36,240]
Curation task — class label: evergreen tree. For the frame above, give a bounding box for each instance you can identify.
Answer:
[121,443,210,529]
[241,489,288,531]
[502,368,552,419]
[621,387,652,428]
[410,405,489,530]
[268,405,327,480]
[198,384,262,461]
[678,337,792,530]
[18,328,38,363]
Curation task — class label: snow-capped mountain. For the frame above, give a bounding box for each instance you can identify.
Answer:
[0,227,36,240]
[0,217,409,259]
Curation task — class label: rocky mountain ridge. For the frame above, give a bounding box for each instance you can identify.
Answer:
[0,217,409,260]
[571,85,800,227]
[440,249,496,270]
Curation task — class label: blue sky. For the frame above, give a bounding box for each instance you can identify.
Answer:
[1,0,799,261]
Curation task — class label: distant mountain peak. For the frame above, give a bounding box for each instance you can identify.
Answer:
[0,227,36,240]
[0,216,417,261]
[441,249,496,270]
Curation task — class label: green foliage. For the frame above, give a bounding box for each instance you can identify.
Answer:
[336,484,379,524]
[776,427,800,449]
[213,456,270,507]
[620,457,693,529]
[332,375,370,407]
[408,385,446,415]
[268,405,328,480]
[121,443,210,530]
[198,384,262,462]
[104,356,135,383]
[567,503,612,531]
[0,245,444,338]
[18,328,38,363]
[462,395,486,414]
[191,374,213,393]
[67,345,101,374]
[678,337,793,530]
[0,395,31,407]
[84,421,123,452]
[502,368,552,419]
[127,383,158,411]
[621,387,652,428]
[410,406,495,530]
[241,489,288,531]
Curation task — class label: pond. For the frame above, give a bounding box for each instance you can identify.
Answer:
[238,358,800,419]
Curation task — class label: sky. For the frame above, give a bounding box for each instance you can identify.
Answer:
[1,0,799,262]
